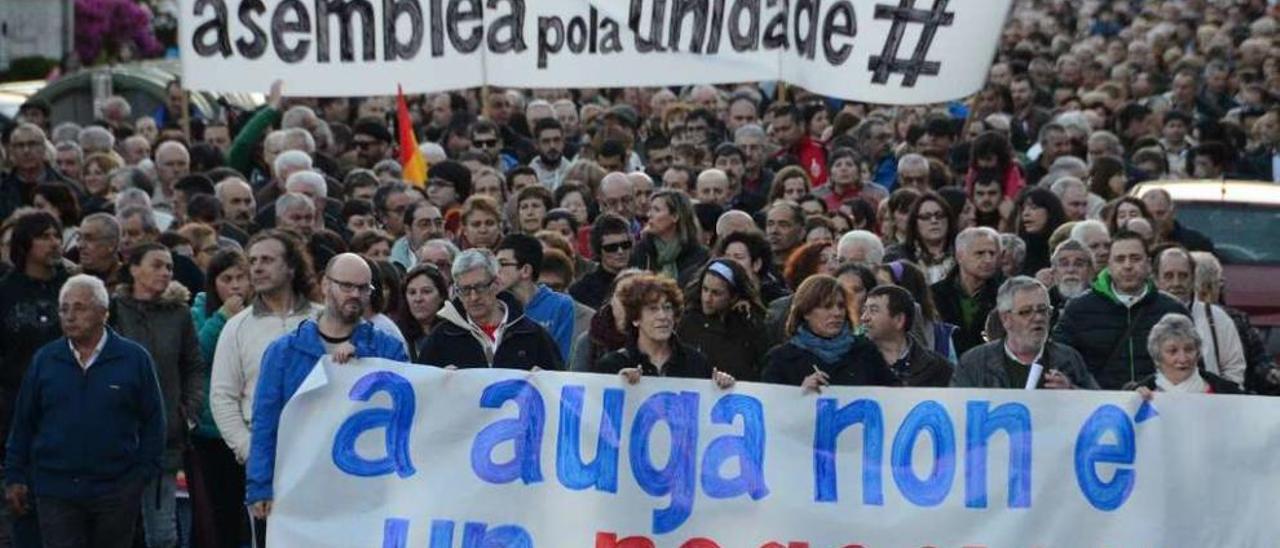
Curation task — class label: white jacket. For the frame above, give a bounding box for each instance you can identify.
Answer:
[1191,301,1246,387]
[209,298,322,462]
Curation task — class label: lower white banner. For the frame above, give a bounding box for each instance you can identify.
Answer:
[267,358,1280,547]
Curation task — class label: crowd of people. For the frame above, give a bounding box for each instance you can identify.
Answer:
[0,0,1278,546]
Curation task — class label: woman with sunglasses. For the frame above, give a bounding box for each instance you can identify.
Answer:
[884,191,958,284]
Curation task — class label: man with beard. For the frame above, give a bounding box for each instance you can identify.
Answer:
[952,277,1098,389]
[643,135,674,183]
[390,202,445,271]
[1154,246,1244,387]
[246,253,407,521]
[1047,240,1093,327]
[530,118,571,189]
[351,118,393,170]
[0,212,71,544]
[471,120,518,172]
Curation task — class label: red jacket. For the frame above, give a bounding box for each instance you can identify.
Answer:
[776,137,828,187]
[964,163,1026,199]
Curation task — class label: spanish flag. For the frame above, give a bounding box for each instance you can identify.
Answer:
[396,85,428,187]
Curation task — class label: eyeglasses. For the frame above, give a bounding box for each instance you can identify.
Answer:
[1055,259,1091,269]
[455,279,494,297]
[917,212,947,222]
[327,276,374,295]
[1012,305,1053,319]
[601,241,633,254]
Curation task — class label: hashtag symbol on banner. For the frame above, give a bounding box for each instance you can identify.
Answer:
[868,0,955,87]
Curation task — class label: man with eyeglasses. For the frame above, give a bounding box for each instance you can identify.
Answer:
[2,124,74,221]
[496,234,575,362]
[598,173,642,234]
[390,202,445,271]
[351,117,392,169]
[953,276,1098,389]
[570,214,634,310]
[470,120,517,172]
[418,249,562,370]
[5,274,164,548]
[246,253,406,523]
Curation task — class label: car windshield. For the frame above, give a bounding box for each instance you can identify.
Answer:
[1175,202,1280,265]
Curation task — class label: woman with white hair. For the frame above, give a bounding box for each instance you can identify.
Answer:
[1130,313,1243,397]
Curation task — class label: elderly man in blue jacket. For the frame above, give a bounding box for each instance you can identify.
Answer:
[246,253,408,521]
[4,274,165,548]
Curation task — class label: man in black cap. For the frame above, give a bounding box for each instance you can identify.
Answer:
[352,117,393,169]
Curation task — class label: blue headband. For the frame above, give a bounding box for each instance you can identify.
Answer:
[708,261,737,290]
[889,260,905,282]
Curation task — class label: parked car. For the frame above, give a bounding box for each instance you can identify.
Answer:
[1131,180,1280,359]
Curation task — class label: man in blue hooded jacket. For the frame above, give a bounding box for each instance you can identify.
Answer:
[245,254,408,520]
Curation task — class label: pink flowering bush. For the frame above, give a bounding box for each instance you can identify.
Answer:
[75,0,165,64]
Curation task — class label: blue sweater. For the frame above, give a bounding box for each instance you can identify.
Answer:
[523,285,574,363]
[4,330,165,500]
[246,320,408,503]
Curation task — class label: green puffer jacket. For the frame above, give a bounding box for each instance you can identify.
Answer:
[109,285,206,471]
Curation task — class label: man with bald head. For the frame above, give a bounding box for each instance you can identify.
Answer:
[1141,188,1214,252]
[598,172,641,233]
[696,169,731,208]
[715,210,756,240]
[246,253,407,521]
[121,135,152,166]
[2,123,74,220]
[216,177,258,232]
[153,141,191,211]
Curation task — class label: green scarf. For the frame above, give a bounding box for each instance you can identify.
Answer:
[654,238,683,280]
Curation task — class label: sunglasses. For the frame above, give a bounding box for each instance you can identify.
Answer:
[917,212,947,222]
[474,139,499,148]
[601,241,633,254]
